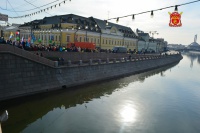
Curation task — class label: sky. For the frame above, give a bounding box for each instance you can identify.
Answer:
[0,0,200,45]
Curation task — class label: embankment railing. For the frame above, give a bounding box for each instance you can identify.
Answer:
[0,44,56,67]
[0,44,181,67]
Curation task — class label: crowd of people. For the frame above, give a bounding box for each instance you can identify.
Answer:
[1,37,142,54]
[1,38,101,53]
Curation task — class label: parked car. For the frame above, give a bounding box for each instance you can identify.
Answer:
[112,46,127,53]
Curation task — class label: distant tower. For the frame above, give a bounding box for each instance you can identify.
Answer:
[194,34,197,42]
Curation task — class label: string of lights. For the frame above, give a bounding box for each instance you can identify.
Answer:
[7,0,200,20]
[107,0,200,23]
[24,0,52,16]
[0,0,60,12]
[9,0,72,19]
[6,0,25,22]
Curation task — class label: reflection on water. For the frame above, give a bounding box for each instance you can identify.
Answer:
[2,52,200,133]
[0,62,178,133]
[119,103,137,123]
[182,51,200,68]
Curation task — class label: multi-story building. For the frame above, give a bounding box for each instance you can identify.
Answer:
[17,14,138,50]
[137,32,158,53]
[1,24,21,41]
[2,14,167,52]
[136,28,167,53]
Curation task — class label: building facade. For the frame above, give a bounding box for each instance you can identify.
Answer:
[1,24,21,41]
[16,14,138,51]
[136,29,166,53]
[2,14,167,52]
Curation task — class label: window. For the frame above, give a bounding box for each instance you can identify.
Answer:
[46,35,48,41]
[66,35,70,42]
[80,37,82,42]
[51,35,54,41]
[106,40,107,44]
[98,39,100,44]
[109,40,111,45]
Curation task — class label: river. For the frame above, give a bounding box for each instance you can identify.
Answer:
[1,51,200,133]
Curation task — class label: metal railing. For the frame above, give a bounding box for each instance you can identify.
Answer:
[0,44,180,67]
[0,44,56,67]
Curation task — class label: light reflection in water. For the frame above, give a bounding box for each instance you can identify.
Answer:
[120,104,137,123]
[118,102,138,133]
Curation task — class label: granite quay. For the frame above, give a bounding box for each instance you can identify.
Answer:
[0,44,182,101]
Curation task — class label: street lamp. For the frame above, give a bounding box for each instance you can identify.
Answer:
[42,30,44,45]
[156,43,160,53]
[149,31,158,38]
[85,25,88,42]
[59,17,64,46]
[74,25,81,42]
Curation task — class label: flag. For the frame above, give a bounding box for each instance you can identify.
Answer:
[21,37,24,42]
[38,39,42,43]
[9,32,14,39]
[16,37,20,41]
[31,33,36,42]
[16,31,20,35]
[51,35,54,41]
[28,36,31,43]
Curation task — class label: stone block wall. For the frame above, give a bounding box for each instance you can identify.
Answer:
[0,52,182,101]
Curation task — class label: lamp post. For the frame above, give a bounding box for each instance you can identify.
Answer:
[122,33,125,46]
[59,17,63,46]
[156,43,160,53]
[74,25,80,42]
[30,22,33,41]
[85,25,88,42]
[45,29,48,46]
[100,32,102,49]
[149,31,158,38]
[42,30,44,45]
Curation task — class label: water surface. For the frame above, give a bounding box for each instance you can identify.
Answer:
[1,52,200,133]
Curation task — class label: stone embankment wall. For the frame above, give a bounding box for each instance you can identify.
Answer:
[30,51,154,62]
[0,44,182,101]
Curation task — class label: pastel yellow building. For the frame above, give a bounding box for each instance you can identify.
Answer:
[19,14,138,50]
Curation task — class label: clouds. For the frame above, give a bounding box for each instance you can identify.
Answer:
[1,0,200,45]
